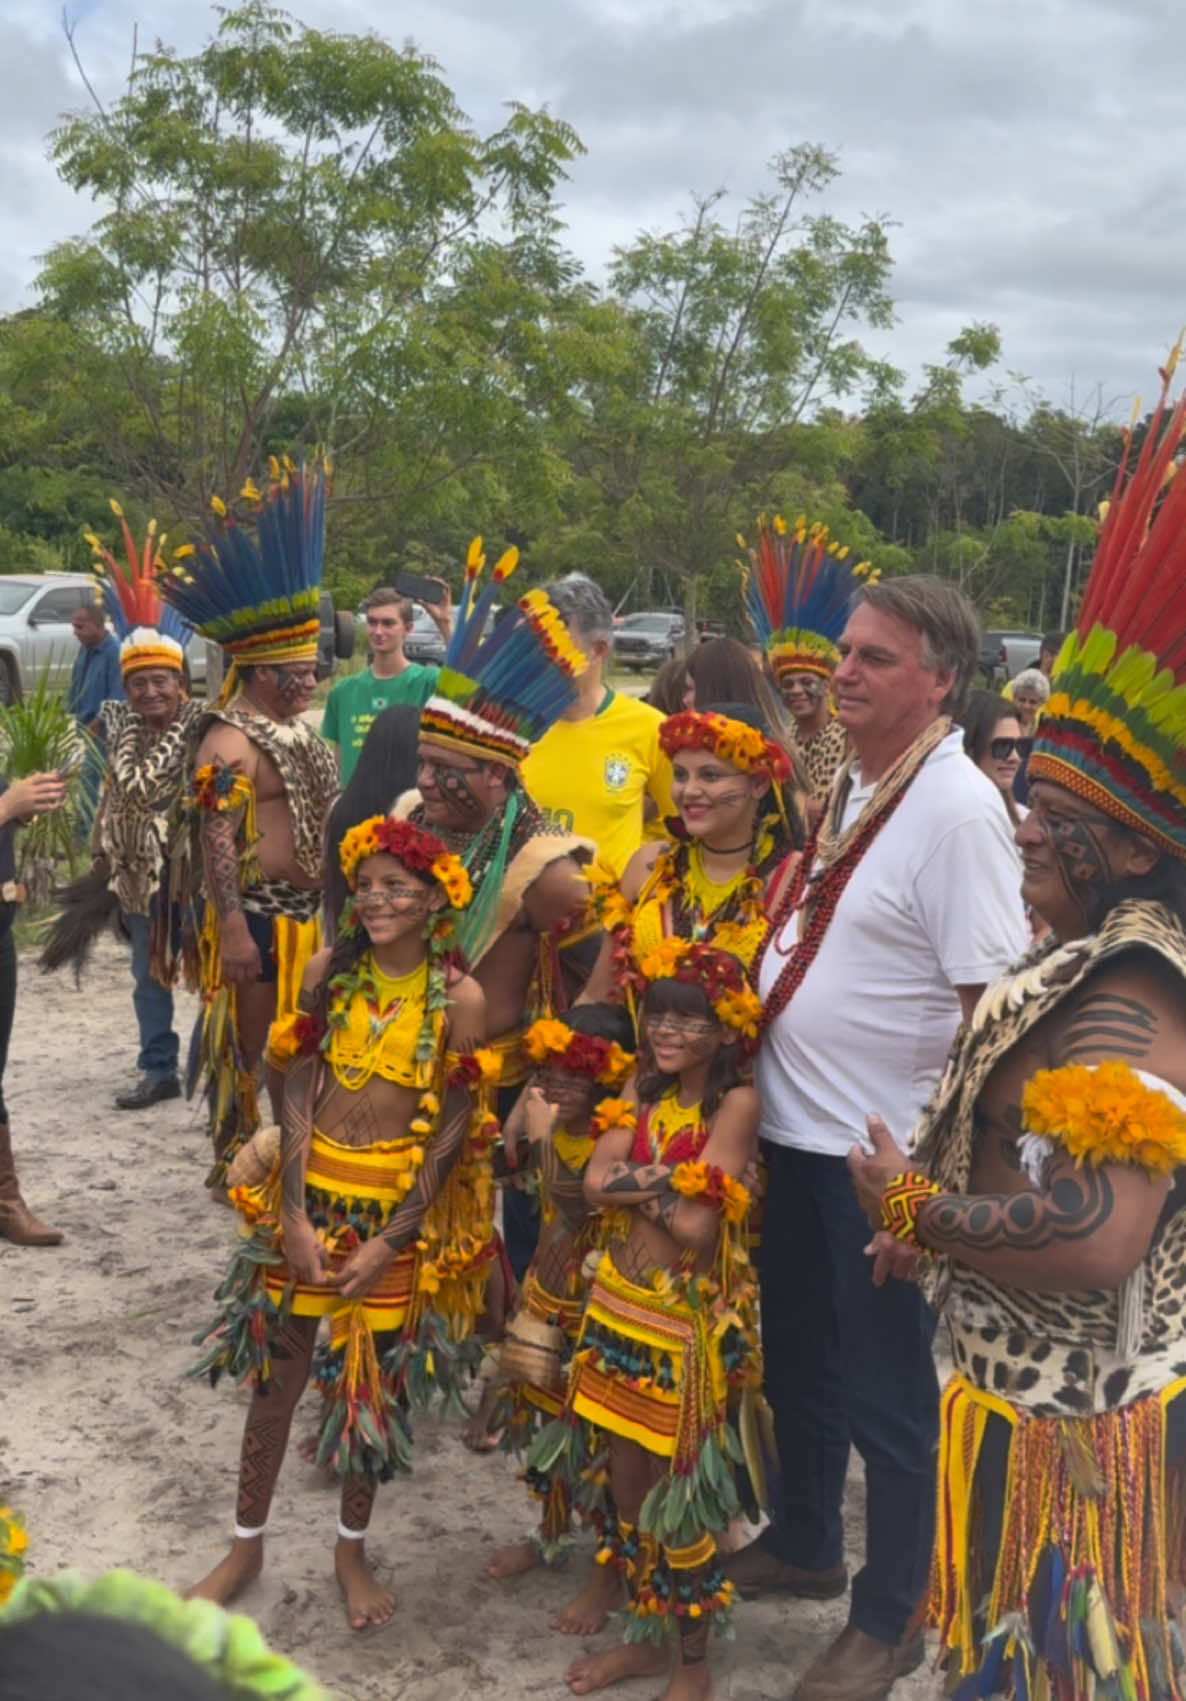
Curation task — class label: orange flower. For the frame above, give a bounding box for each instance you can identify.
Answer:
[1022,1059,1186,1175]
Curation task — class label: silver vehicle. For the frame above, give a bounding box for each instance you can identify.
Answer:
[0,573,207,702]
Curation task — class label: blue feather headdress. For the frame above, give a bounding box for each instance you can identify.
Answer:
[160,455,327,666]
[419,538,586,764]
[742,514,876,683]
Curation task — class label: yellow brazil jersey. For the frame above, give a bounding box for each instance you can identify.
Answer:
[521,691,675,878]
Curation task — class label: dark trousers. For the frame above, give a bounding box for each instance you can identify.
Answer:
[0,927,15,1122]
[758,1142,939,1645]
[497,1080,540,1283]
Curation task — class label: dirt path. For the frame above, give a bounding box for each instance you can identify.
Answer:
[2,935,936,1699]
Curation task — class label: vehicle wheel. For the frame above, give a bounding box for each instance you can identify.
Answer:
[334,609,355,661]
[0,658,19,705]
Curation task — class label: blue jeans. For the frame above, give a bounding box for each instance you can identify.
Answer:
[125,911,178,1080]
[757,1143,939,1645]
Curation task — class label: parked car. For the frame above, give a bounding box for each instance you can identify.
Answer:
[611,611,685,672]
[0,573,208,703]
[980,628,1043,685]
[402,606,448,666]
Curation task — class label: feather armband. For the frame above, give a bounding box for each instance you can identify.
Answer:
[444,1048,501,1091]
[670,1161,750,1223]
[590,1098,637,1138]
[1021,1059,1186,1175]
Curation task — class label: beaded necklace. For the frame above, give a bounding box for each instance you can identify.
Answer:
[325,958,429,1090]
[639,1090,706,1164]
[757,720,948,1034]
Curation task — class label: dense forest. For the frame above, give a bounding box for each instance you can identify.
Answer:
[0,2,1139,633]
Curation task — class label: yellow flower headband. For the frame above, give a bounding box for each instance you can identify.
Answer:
[635,936,762,1042]
[659,710,792,782]
[338,815,473,910]
[524,1016,635,1085]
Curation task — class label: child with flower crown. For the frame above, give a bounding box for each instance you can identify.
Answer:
[187,814,495,1632]
[532,941,765,1701]
[485,1003,637,1598]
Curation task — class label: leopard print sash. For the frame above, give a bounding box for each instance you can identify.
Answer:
[914,899,1186,1407]
[201,706,337,884]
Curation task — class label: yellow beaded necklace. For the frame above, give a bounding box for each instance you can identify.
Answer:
[325,957,435,1091]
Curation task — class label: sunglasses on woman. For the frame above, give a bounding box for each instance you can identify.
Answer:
[990,736,1033,761]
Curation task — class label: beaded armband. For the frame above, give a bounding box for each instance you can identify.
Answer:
[590,1098,636,1138]
[880,1171,941,1248]
[670,1161,750,1223]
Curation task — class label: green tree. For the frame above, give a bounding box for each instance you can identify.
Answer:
[40,1,585,555]
[572,144,898,633]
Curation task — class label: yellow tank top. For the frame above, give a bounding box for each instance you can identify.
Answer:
[631,842,768,970]
[324,957,440,1090]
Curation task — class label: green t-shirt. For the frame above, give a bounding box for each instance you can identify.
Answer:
[321,664,439,781]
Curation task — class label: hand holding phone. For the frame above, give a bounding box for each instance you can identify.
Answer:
[394,569,447,608]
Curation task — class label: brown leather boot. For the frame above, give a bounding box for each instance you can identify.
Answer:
[0,1120,63,1245]
[792,1626,925,1701]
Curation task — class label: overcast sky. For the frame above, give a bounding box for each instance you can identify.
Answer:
[4,0,1185,414]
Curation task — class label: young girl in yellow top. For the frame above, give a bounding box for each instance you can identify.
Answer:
[535,941,764,1701]
[188,815,490,1632]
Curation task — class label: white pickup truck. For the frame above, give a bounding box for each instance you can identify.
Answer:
[0,572,207,703]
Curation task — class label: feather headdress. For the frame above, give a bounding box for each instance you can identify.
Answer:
[741,514,876,682]
[161,455,327,668]
[84,500,190,677]
[1028,339,1186,858]
[418,538,586,765]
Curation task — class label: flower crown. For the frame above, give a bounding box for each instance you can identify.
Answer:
[338,815,473,911]
[635,937,761,1042]
[524,1016,635,1085]
[659,710,791,783]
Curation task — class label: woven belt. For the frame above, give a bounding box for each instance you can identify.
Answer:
[0,882,27,904]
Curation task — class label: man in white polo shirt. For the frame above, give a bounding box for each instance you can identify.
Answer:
[736,576,1027,1701]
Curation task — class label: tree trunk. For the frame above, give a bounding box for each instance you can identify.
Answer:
[682,576,699,657]
[1059,535,1076,629]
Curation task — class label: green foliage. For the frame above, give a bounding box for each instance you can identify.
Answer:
[0,11,1142,637]
[0,668,95,889]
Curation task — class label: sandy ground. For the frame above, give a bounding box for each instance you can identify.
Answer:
[3,934,937,1701]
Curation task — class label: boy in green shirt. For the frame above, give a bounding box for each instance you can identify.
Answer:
[322,586,451,781]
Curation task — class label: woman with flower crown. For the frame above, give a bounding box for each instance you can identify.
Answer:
[583,707,804,1003]
[187,814,495,1631]
[532,941,766,1701]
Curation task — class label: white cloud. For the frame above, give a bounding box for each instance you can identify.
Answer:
[3,0,1185,404]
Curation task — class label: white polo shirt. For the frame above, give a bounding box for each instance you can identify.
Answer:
[756,730,1027,1158]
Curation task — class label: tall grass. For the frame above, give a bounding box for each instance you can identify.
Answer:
[0,667,98,902]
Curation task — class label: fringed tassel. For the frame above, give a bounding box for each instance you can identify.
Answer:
[314,1303,413,1483]
[932,1374,1186,1701]
[187,1225,285,1391]
[383,1308,484,1417]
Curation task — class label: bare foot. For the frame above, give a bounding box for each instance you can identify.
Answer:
[551,1563,623,1636]
[565,1642,667,1695]
[335,1536,396,1630]
[461,1382,504,1453]
[487,1539,540,1580]
[183,1536,263,1605]
[660,1661,712,1701]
